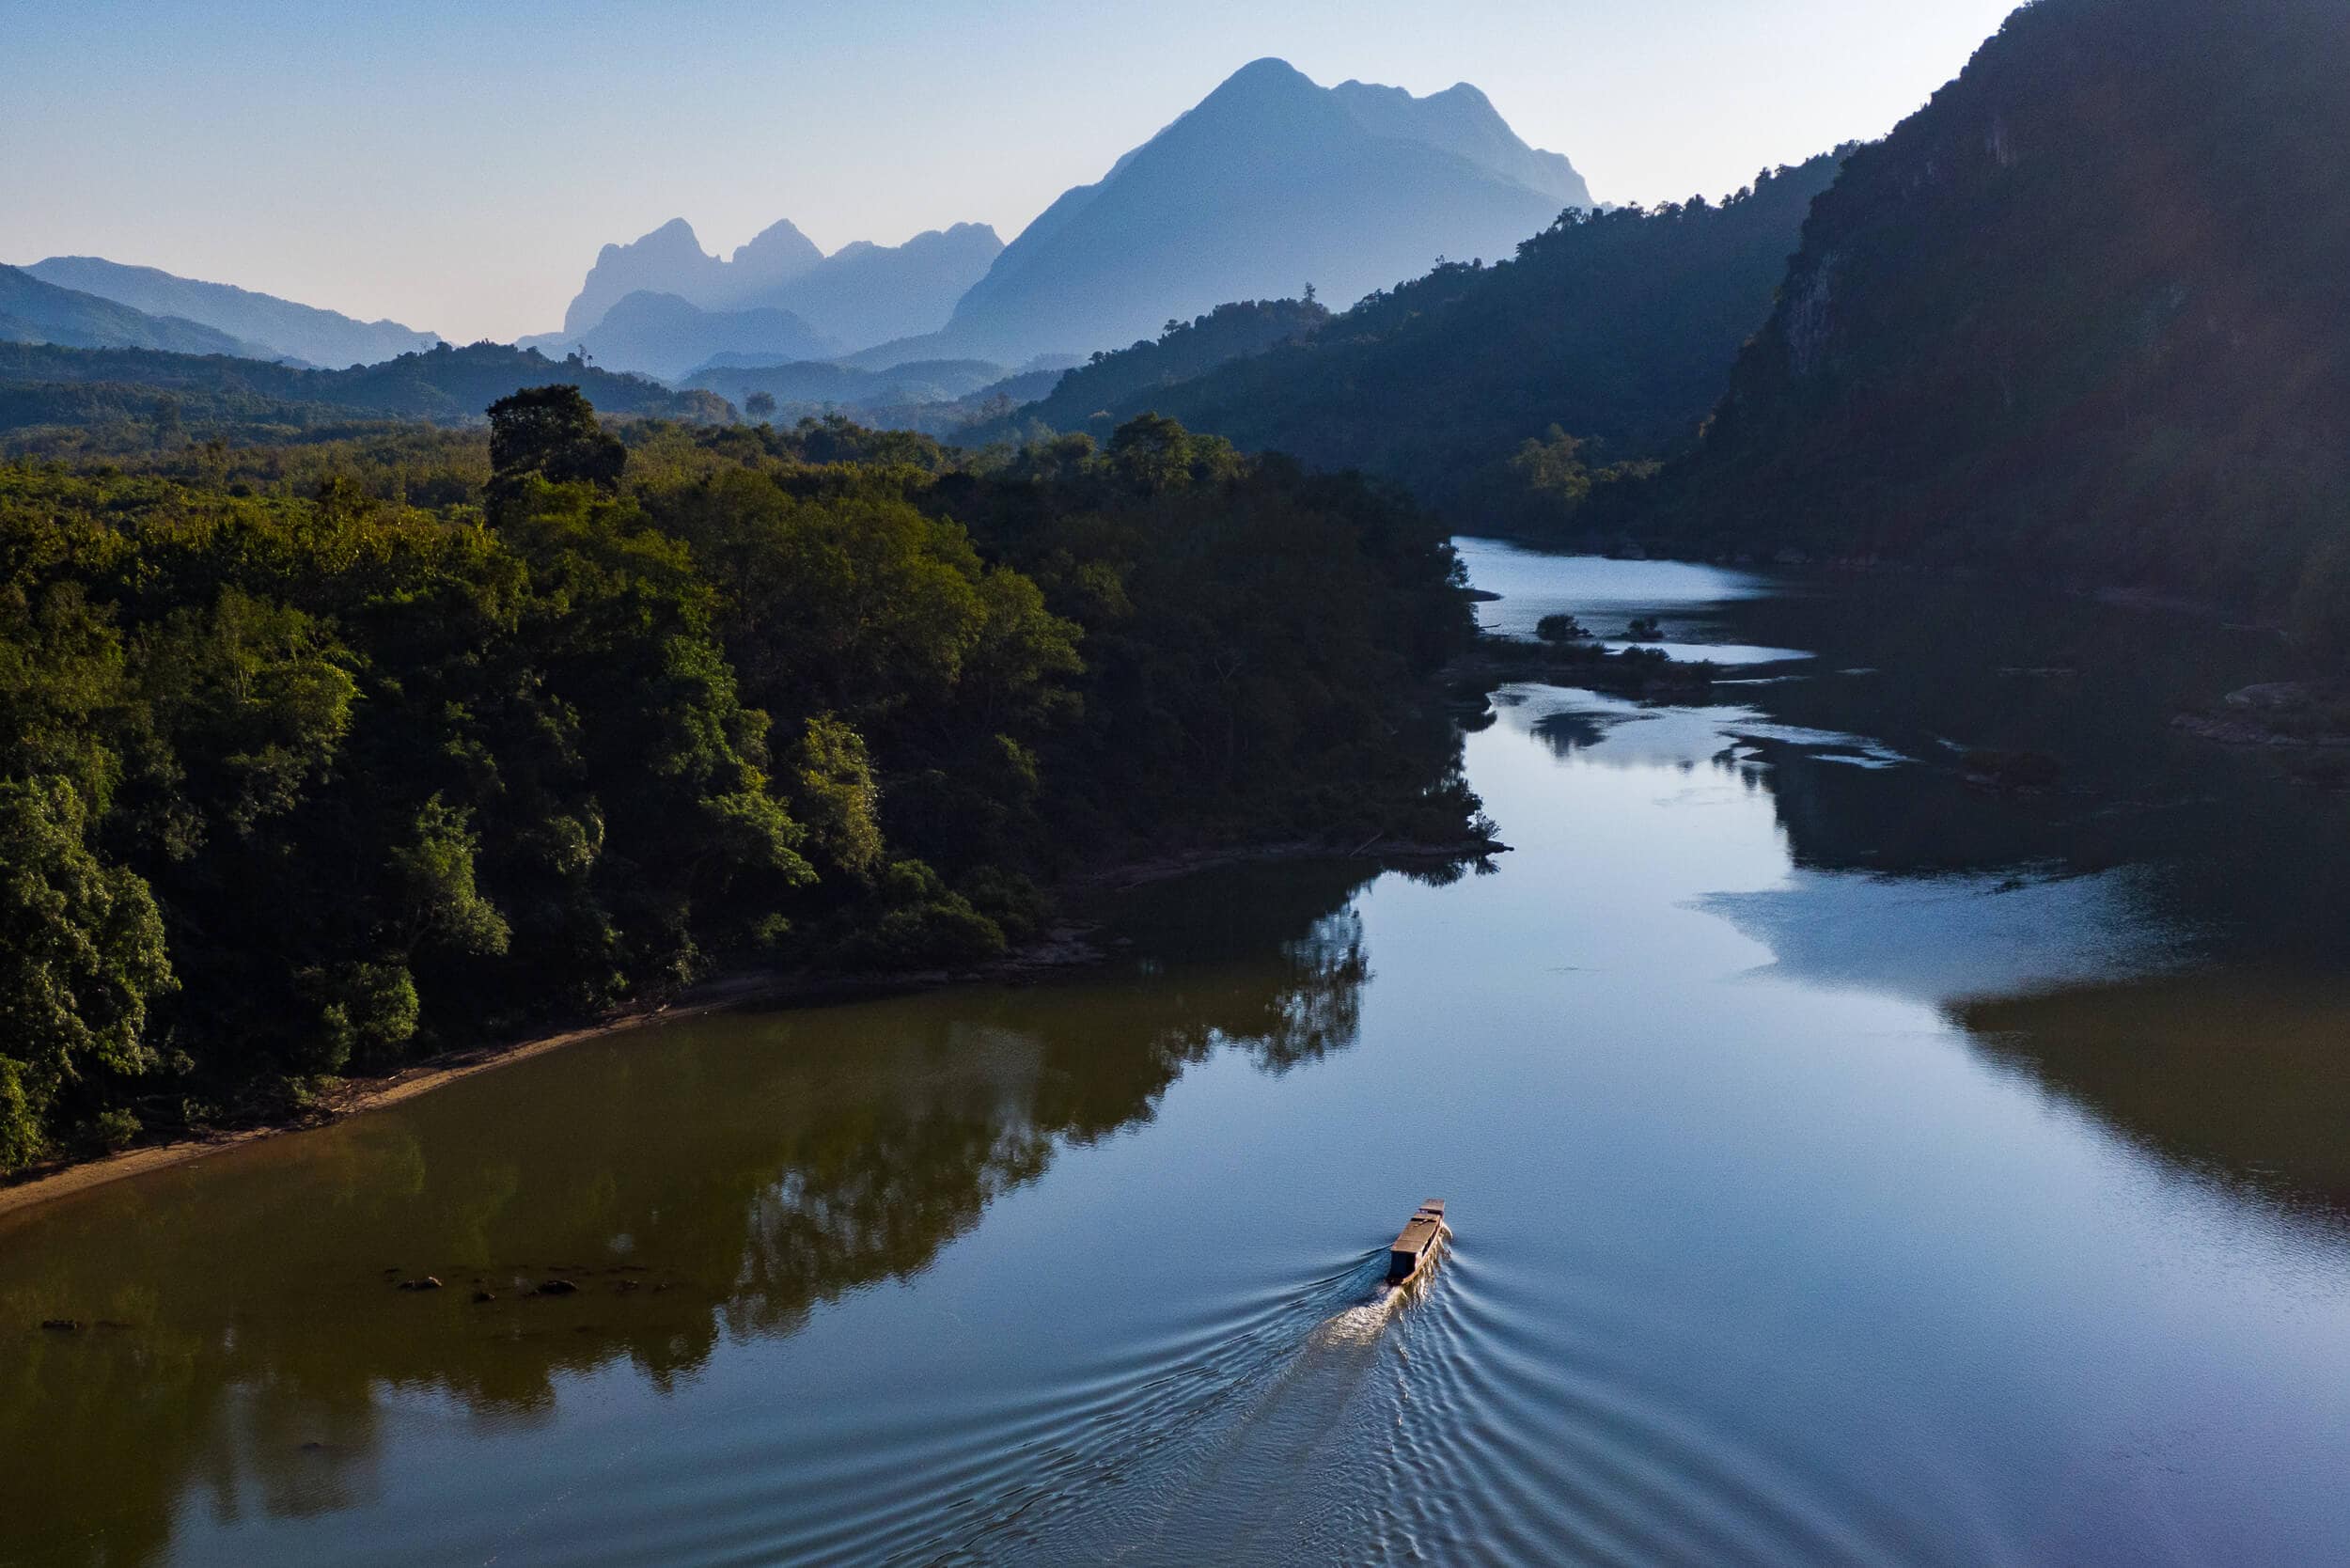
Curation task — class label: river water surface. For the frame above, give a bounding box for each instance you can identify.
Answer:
[7,545,2350,1566]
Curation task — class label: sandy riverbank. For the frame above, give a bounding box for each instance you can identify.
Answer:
[0,838,1503,1223]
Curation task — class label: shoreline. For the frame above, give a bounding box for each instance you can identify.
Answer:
[0,836,1503,1225]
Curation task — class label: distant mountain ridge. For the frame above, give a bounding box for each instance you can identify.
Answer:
[546,60,1584,370]
[22,256,437,366]
[556,220,1003,353]
[928,58,1593,362]
[561,290,838,382]
[0,264,274,358]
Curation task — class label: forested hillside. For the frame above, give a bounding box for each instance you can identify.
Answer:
[0,340,721,450]
[0,394,1481,1170]
[1622,0,2350,637]
[999,298,1330,434]
[1011,154,1841,520]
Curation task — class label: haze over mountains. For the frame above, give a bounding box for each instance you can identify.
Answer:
[901,58,1593,362]
[541,60,1591,375]
[23,257,439,367]
[555,291,839,383]
[1,264,273,358]
[11,56,1593,400]
[538,220,1005,373]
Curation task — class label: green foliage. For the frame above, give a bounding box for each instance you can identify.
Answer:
[787,714,885,879]
[390,798,511,958]
[0,401,1480,1169]
[0,776,174,1167]
[488,385,628,490]
[995,298,1332,436]
[836,858,1010,971]
[997,160,1841,521]
[1534,613,1590,644]
[0,340,717,454]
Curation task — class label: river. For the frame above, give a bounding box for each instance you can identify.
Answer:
[5,542,2348,1566]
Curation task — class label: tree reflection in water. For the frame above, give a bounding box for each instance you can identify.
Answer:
[0,860,1389,1567]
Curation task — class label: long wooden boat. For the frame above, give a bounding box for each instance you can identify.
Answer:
[1386,1200,1448,1285]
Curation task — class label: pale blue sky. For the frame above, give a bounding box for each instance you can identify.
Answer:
[4,1,2021,342]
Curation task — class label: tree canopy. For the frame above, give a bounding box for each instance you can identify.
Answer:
[0,395,1482,1170]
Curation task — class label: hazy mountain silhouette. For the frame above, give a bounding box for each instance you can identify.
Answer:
[927,58,1592,361]
[556,219,1002,354]
[766,225,1005,351]
[0,264,273,358]
[1627,0,2350,620]
[561,217,817,337]
[24,257,437,366]
[565,290,838,381]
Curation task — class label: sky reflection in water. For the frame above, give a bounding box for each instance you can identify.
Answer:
[4,544,2349,1566]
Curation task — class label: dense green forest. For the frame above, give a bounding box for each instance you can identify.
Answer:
[0,391,1482,1171]
[997,298,1333,434]
[0,340,723,453]
[1617,0,2350,645]
[995,154,1841,524]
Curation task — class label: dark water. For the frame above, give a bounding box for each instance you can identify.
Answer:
[8,543,2350,1566]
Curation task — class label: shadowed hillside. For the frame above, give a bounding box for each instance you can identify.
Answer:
[1622,0,2350,635]
[993,153,1841,519]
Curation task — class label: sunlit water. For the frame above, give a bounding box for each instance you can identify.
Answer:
[7,544,2350,1566]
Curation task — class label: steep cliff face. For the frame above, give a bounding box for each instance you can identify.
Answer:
[1641,0,2350,608]
[562,218,737,337]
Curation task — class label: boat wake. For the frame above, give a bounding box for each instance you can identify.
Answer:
[1314,1225,1451,1346]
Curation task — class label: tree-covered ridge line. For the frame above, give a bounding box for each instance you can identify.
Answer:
[0,339,728,453]
[0,391,1486,1173]
[986,153,1844,525]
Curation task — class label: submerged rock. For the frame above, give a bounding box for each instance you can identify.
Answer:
[535,1278,580,1296]
[395,1276,444,1292]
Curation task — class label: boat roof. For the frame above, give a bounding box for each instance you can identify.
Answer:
[1391,1200,1447,1254]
